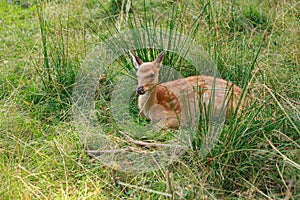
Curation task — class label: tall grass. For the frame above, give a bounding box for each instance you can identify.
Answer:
[0,0,299,199]
[25,1,83,123]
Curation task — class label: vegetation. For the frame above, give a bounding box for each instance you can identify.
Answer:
[1,0,299,199]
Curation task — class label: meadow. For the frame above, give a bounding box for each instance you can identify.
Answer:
[1,0,299,199]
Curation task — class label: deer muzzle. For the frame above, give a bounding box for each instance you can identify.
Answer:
[136,86,145,95]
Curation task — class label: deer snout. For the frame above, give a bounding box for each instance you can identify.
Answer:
[136,86,145,95]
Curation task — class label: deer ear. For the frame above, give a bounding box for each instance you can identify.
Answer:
[155,51,164,68]
[129,51,143,69]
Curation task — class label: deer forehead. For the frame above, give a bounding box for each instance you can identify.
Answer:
[136,62,157,76]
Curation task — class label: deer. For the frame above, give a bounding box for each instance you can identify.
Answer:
[130,51,245,129]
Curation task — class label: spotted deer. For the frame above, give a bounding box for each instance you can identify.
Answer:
[130,51,245,129]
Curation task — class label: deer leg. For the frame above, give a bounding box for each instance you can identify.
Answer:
[148,104,180,129]
[148,104,167,122]
[154,116,179,130]
[165,116,180,129]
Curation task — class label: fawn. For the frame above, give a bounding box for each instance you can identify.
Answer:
[130,51,244,129]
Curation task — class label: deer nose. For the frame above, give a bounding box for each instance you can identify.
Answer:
[136,86,145,95]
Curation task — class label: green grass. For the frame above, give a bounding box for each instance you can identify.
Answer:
[1,0,299,199]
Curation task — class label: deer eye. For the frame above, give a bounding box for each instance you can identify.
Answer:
[150,73,155,78]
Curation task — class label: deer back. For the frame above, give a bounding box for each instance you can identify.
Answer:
[156,75,243,123]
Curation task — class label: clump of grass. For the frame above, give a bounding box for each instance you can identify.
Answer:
[25,1,85,123]
[227,3,269,33]
[244,5,268,30]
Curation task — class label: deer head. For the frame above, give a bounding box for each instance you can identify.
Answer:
[130,51,164,95]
